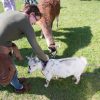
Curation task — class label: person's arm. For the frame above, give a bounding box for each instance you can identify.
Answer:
[20,18,48,62]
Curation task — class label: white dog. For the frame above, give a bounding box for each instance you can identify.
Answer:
[27,56,87,87]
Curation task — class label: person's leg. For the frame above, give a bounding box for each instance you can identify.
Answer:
[10,73,23,89]
[1,0,12,11]
[0,53,16,86]
[10,63,30,93]
[0,46,30,93]
[0,46,11,55]
[9,0,16,10]
[10,72,31,93]
[10,53,31,93]
[1,0,16,11]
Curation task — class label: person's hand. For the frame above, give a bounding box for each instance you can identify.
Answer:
[11,43,24,61]
[42,60,48,68]
[0,46,11,55]
[48,46,57,58]
[41,54,49,68]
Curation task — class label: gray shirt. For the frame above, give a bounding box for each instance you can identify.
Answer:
[0,11,48,61]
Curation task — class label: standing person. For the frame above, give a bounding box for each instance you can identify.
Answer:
[23,1,58,56]
[1,0,16,11]
[0,4,48,93]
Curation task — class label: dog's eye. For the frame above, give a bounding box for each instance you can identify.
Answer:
[29,66,31,70]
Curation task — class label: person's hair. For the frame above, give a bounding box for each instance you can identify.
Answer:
[23,3,41,17]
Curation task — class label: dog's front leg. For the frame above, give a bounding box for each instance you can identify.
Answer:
[44,74,52,88]
[44,79,50,88]
[74,75,81,84]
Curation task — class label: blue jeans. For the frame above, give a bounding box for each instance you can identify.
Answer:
[10,73,23,89]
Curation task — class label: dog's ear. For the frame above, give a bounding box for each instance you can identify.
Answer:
[34,56,39,61]
[26,56,30,60]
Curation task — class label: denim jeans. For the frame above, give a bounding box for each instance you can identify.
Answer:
[10,64,23,89]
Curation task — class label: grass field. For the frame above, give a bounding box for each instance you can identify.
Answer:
[0,0,100,100]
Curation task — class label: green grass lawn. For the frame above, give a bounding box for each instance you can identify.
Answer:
[0,0,100,100]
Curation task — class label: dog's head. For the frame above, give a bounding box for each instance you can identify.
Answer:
[26,56,39,73]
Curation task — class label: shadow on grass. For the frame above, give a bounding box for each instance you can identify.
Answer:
[54,26,92,57]
[15,26,92,66]
[35,26,92,58]
[0,68,100,100]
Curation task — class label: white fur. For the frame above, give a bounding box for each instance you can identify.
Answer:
[27,56,87,87]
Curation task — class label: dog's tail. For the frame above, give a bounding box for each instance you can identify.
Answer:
[80,56,87,66]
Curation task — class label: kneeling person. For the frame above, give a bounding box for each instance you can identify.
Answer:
[0,4,48,93]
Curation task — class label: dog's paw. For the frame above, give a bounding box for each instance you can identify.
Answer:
[44,84,48,88]
[75,81,79,84]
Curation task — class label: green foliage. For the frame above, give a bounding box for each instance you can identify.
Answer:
[0,0,100,100]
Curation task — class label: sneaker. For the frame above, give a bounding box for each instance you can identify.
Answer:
[15,83,31,93]
[18,77,26,84]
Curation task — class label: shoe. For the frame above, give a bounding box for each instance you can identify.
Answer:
[18,77,26,84]
[15,83,31,93]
